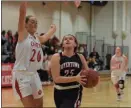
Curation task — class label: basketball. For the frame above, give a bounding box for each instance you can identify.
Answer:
[80,69,99,88]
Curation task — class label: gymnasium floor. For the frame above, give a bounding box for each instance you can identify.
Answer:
[2,76,131,107]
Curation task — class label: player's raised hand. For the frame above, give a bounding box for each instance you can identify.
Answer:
[18,1,28,42]
[20,2,27,13]
[50,24,56,33]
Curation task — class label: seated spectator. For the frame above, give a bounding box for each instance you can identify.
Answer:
[87,56,103,71]
[87,57,97,69]
[5,30,13,39]
[2,30,8,63]
[13,32,18,48]
[2,30,7,45]
[89,48,104,70]
[89,48,100,59]
[2,35,15,63]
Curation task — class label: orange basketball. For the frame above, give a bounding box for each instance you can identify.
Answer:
[80,69,99,88]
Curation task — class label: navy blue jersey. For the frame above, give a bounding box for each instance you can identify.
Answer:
[55,52,82,87]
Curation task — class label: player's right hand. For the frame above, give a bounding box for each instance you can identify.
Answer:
[20,2,27,13]
[75,74,87,85]
[50,24,56,33]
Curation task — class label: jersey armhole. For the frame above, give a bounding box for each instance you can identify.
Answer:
[35,35,41,43]
[58,52,62,63]
[76,53,83,67]
[17,31,29,45]
[17,37,28,46]
[18,29,28,42]
[59,52,62,57]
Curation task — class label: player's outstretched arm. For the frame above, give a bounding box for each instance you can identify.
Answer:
[50,53,86,84]
[18,2,27,42]
[38,24,56,44]
[110,57,114,71]
[123,55,128,72]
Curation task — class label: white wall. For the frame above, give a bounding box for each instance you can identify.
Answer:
[94,1,113,45]
[2,1,90,40]
[61,2,90,37]
[94,1,131,46]
[2,1,60,37]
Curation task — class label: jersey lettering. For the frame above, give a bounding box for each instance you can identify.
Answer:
[111,56,125,70]
[30,49,41,62]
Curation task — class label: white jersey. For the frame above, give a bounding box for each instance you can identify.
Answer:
[111,55,125,71]
[13,34,43,72]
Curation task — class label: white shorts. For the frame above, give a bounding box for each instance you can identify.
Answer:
[111,70,126,84]
[12,71,44,100]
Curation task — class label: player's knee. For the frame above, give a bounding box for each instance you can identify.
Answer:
[115,83,119,89]
[35,103,43,107]
[118,80,124,89]
[34,97,43,107]
[35,101,43,107]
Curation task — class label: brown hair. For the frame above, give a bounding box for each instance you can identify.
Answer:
[25,15,33,24]
[61,34,78,52]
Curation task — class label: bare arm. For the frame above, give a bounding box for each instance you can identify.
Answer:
[124,55,128,71]
[125,56,128,67]
[18,2,28,42]
[38,24,56,44]
[110,57,114,71]
[50,53,86,84]
[124,55,128,66]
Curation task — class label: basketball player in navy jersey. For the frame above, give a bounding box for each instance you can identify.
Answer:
[12,2,56,107]
[51,34,88,108]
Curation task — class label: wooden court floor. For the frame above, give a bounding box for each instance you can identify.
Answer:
[2,76,131,107]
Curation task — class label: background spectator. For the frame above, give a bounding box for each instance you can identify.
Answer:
[2,30,7,45]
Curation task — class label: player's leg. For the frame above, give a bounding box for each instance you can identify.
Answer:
[60,86,83,108]
[118,78,125,90]
[73,86,83,108]
[34,97,43,107]
[118,72,126,95]
[118,79,124,95]
[60,99,79,108]
[21,95,35,107]
[54,88,63,108]
[111,72,121,100]
[111,73,119,93]
[119,72,126,83]
[12,72,35,107]
[113,77,122,100]
[31,72,44,107]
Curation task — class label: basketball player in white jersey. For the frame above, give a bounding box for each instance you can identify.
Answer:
[110,47,127,101]
[12,2,56,107]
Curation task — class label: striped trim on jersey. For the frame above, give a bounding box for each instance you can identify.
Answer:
[54,84,80,90]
